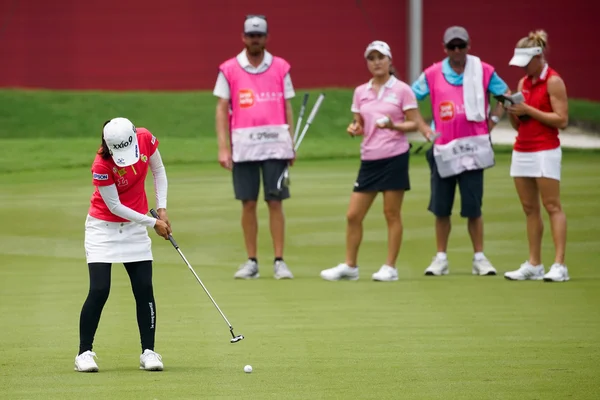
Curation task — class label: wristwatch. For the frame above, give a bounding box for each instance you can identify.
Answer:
[490,115,500,124]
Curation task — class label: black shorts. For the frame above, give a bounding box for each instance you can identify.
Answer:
[353,152,411,192]
[232,159,290,201]
[426,148,484,218]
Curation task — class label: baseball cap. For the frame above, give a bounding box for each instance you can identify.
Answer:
[103,117,139,167]
[244,15,267,35]
[364,40,392,59]
[509,46,543,67]
[443,26,469,44]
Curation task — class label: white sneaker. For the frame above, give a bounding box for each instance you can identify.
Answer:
[274,260,294,279]
[424,257,449,276]
[504,261,545,281]
[140,349,163,371]
[320,263,359,281]
[543,263,570,282]
[74,350,99,372]
[234,260,259,279]
[472,258,497,276]
[372,265,398,282]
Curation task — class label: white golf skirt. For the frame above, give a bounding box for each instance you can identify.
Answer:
[84,214,153,264]
[510,147,562,181]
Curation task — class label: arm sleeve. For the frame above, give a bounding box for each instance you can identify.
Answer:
[487,72,509,96]
[283,73,295,99]
[149,149,168,209]
[98,185,157,227]
[351,88,360,113]
[401,86,419,111]
[411,72,430,101]
[213,72,231,99]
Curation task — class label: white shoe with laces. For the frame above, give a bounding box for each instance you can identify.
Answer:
[372,265,398,281]
[234,260,259,279]
[472,257,497,276]
[274,260,294,279]
[74,350,99,372]
[424,257,449,276]
[543,263,570,282]
[140,349,163,371]
[504,261,545,281]
[320,263,359,281]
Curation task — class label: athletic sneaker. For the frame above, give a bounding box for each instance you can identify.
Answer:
[424,257,449,276]
[372,265,398,281]
[274,261,294,279]
[140,349,163,371]
[472,258,497,276]
[320,263,359,281]
[543,263,570,282]
[234,260,259,279]
[74,350,99,372]
[504,261,545,281]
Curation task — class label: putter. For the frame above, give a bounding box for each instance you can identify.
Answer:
[413,133,440,154]
[270,93,326,196]
[149,209,244,344]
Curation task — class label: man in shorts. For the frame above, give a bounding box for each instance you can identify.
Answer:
[213,15,295,280]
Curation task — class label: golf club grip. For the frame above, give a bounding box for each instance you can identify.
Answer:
[150,209,179,248]
[301,92,310,107]
[306,93,325,124]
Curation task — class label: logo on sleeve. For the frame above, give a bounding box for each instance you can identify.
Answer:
[239,89,255,108]
[151,135,156,145]
[93,172,109,180]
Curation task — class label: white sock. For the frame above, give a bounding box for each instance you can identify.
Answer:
[474,252,486,261]
[436,252,447,261]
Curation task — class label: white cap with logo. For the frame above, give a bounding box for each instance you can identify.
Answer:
[364,40,392,59]
[244,16,268,35]
[103,117,139,167]
[509,47,543,67]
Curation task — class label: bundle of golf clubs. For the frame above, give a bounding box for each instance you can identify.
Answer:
[149,209,244,344]
[270,92,326,196]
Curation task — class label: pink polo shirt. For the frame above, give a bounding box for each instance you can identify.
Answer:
[351,76,417,161]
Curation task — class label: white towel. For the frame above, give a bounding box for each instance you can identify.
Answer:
[463,55,486,122]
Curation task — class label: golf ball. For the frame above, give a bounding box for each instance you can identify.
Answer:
[244,365,253,373]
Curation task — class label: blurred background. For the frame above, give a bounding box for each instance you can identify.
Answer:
[0,0,596,99]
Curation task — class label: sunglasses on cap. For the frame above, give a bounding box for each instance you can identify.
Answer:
[245,14,266,20]
[446,42,467,51]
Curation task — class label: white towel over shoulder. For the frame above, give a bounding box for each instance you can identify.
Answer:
[463,55,486,122]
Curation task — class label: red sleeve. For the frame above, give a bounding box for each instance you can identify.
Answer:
[138,128,159,156]
[91,162,114,187]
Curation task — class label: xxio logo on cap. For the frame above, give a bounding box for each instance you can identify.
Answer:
[112,136,133,150]
[239,89,255,108]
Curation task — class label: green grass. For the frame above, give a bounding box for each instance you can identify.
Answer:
[1,89,600,398]
[1,153,600,399]
[1,89,599,174]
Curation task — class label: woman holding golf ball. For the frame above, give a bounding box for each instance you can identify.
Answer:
[320,40,433,282]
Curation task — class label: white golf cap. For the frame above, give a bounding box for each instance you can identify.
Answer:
[244,16,267,34]
[103,117,139,167]
[364,40,392,59]
[443,26,469,44]
[509,47,543,67]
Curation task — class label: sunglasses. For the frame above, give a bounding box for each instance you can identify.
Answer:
[245,14,266,21]
[446,42,467,51]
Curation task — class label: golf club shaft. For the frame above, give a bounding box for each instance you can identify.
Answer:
[295,93,325,151]
[174,246,234,329]
[149,209,234,329]
[293,93,310,143]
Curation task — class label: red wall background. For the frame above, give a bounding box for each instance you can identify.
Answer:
[0,0,597,100]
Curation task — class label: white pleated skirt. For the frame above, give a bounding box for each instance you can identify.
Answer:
[510,147,562,181]
[84,215,153,264]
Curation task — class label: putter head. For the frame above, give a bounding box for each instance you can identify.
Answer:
[230,334,244,343]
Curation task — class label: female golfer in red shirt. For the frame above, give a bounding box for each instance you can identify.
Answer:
[75,117,172,372]
[504,30,570,282]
